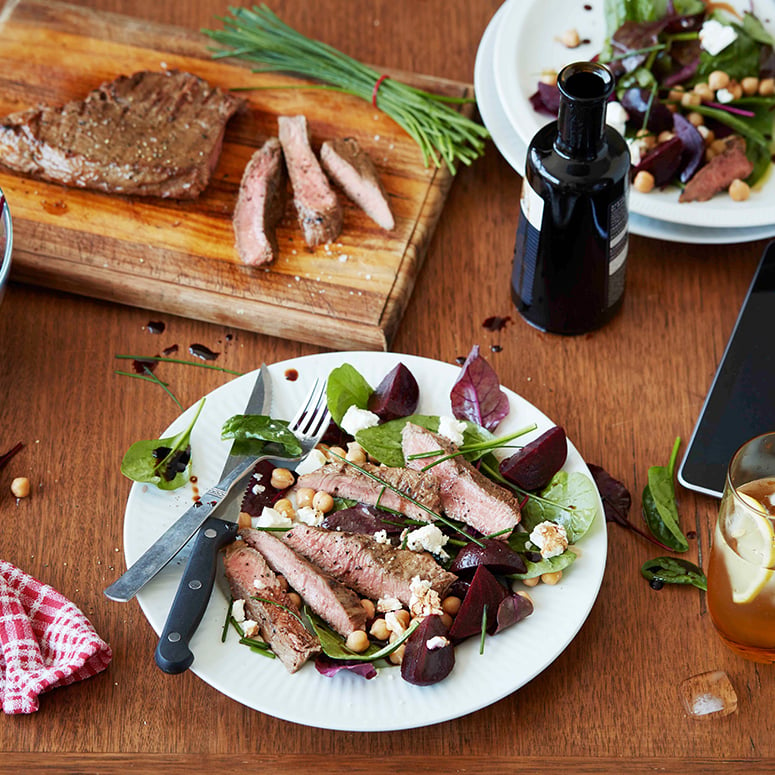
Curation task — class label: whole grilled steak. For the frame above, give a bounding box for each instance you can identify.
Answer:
[320,137,395,230]
[223,543,320,673]
[282,524,457,605]
[240,527,368,637]
[297,461,441,521]
[0,70,243,199]
[277,115,342,246]
[233,137,287,265]
[402,423,521,538]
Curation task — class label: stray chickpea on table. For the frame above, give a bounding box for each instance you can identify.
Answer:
[11,477,31,499]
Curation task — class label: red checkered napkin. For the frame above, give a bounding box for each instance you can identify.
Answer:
[0,559,112,714]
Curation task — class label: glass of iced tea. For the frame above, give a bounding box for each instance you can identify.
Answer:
[707,432,775,663]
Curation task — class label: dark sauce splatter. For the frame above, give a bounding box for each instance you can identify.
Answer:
[455,355,466,365]
[225,333,234,342]
[151,445,191,481]
[133,357,159,374]
[687,530,697,540]
[491,344,503,353]
[146,320,166,334]
[189,343,220,361]
[162,344,179,357]
[482,315,512,332]
[584,3,593,9]
[285,368,299,382]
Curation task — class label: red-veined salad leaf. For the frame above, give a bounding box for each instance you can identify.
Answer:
[450,345,509,433]
[314,656,378,680]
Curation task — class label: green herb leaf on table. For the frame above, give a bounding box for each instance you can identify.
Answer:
[120,399,205,490]
[641,557,707,591]
[642,437,688,553]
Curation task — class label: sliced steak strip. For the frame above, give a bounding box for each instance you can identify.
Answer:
[401,423,521,538]
[679,135,754,203]
[320,138,395,230]
[277,115,343,246]
[0,70,244,199]
[232,137,287,265]
[223,543,320,673]
[297,461,440,521]
[240,527,368,637]
[282,524,457,605]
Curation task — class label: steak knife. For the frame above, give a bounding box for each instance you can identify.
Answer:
[103,364,272,603]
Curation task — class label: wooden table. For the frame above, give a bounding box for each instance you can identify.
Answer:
[0,0,772,771]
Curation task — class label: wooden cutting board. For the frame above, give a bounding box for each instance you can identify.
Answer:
[0,0,476,350]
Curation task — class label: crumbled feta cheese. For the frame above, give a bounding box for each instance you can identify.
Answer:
[409,575,443,618]
[437,415,467,446]
[376,597,403,613]
[242,619,260,638]
[231,598,246,623]
[405,524,449,559]
[605,101,629,137]
[529,521,569,559]
[373,529,391,545]
[340,405,380,436]
[294,448,327,476]
[295,506,322,526]
[256,506,293,529]
[384,610,406,636]
[699,19,737,56]
[626,137,643,167]
[251,482,266,496]
[426,635,450,651]
[716,87,735,104]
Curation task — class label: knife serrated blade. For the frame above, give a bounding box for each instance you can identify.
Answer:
[104,364,272,603]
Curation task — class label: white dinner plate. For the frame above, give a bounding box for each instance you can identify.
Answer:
[475,2,775,244]
[124,351,607,731]
[491,0,775,230]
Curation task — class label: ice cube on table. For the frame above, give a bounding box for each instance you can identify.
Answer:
[679,670,738,719]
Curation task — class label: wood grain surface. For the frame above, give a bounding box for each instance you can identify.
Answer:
[0,0,773,772]
[0,0,471,350]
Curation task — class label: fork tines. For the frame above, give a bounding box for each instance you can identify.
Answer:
[289,378,330,440]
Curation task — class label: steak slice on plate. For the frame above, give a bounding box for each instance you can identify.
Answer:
[223,542,320,673]
[232,137,287,265]
[240,527,368,638]
[0,70,244,199]
[282,524,457,605]
[277,114,343,246]
[679,135,754,203]
[320,137,395,230]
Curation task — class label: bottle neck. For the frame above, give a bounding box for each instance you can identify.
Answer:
[553,62,614,159]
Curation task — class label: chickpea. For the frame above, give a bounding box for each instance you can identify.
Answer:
[388,644,406,665]
[681,91,701,108]
[657,130,675,144]
[726,80,743,100]
[541,570,563,585]
[345,441,367,465]
[710,138,728,156]
[441,595,462,616]
[273,498,295,519]
[361,598,376,619]
[741,76,760,96]
[270,467,295,490]
[522,576,540,588]
[276,575,289,591]
[728,178,751,202]
[344,629,370,653]
[370,618,390,640]
[697,125,714,145]
[287,592,302,608]
[11,477,30,499]
[692,82,714,102]
[539,70,558,87]
[440,612,454,629]
[708,70,730,91]
[328,445,347,459]
[686,111,704,128]
[635,129,656,150]
[667,86,685,103]
[295,487,315,509]
[237,510,252,529]
[312,490,334,514]
[557,28,580,48]
[393,609,411,629]
[633,170,655,194]
[759,77,775,97]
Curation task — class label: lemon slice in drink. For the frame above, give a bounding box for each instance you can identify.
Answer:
[726,493,775,604]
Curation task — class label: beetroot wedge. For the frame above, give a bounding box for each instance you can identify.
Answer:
[498,426,567,491]
[447,565,509,642]
[401,615,455,686]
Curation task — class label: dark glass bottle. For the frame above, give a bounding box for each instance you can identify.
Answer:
[511,61,630,335]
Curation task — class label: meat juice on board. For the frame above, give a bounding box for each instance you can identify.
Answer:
[707,476,775,662]
[511,61,630,335]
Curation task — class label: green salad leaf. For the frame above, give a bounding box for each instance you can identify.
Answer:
[642,437,688,553]
[326,363,373,425]
[508,550,578,580]
[221,414,303,457]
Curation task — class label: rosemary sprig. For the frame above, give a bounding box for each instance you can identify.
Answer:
[202,5,489,172]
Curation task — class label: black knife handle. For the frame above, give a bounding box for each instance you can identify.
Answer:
[154,517,238,674]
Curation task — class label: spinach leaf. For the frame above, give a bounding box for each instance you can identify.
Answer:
[641,557,707,591]
[326,363,373,425]
[697,18,766,81]
[508,549,577,580]
[220,414,303,457]
[522,471,600,543]
[120,398,204,490]
[642,437,688,552]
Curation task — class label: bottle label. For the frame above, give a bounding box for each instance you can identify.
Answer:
[608,195,628,307]
[513,179,544,305]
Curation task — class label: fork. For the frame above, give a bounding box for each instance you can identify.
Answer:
[104,378,331,603]
[154,379,331,673]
